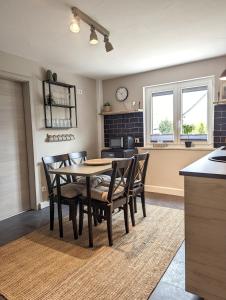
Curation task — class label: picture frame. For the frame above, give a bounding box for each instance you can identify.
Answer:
[220,80,226,100]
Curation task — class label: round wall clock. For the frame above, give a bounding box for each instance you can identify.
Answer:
[115,87,128,102]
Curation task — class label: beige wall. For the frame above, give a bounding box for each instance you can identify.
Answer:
[140,148,212,196]
[0,51,98,208]
[102,56,225,195]
[103,56,226,110]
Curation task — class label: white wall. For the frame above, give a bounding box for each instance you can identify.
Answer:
[0,51,98,208]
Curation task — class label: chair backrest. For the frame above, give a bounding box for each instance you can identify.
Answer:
[129,153,149,188]
[107,158,134,202]
[68,151,87,165]
[42,154,71,197]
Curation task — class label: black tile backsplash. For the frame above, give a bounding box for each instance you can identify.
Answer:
[104,112,144,147]
[214,104,226,148]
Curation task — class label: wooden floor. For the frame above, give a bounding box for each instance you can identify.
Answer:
[0,193,202,300]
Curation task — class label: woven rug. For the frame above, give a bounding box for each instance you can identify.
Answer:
[0,205,184,300]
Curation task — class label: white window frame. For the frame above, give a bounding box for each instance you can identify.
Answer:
[143,76,214,146]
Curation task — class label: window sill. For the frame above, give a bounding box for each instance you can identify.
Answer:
[141,144,215,151]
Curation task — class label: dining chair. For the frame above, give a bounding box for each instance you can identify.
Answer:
[80,158,134,246]
[42,154,84,239]
[128,153,150,226]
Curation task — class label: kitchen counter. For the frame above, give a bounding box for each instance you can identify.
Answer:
[180,146,226,300]
[180,146,226,179]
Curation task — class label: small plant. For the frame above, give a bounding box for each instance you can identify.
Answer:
[182,124,194,147]
[103,102,112,112]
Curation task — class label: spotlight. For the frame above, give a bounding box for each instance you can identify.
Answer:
[70,15,80,33]
[104,35,113,52]
[89,26,98,45]
[220,69,226,80]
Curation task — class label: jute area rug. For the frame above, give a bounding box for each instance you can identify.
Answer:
[0,205,184,300]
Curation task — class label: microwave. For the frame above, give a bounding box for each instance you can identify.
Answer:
[109,136,135,149]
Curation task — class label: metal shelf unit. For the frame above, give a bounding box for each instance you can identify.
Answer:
[43,80,77,129]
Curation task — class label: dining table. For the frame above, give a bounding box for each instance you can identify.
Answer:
[49,160,112,247]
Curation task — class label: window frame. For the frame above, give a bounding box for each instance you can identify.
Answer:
[144,76,214,146]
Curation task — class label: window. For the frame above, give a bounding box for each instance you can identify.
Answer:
[145,77,213,145]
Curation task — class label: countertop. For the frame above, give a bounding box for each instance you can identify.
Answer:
[179,146,226,179]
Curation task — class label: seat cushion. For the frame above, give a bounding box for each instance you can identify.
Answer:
[82,184,124,202]
[54,183,84,199]
[76,175,104,188]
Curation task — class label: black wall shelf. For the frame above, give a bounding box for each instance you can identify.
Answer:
[43,80,77,129]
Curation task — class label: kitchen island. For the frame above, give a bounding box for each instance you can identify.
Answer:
[180,147,226,300]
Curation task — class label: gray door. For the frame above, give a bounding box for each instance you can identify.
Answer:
[0,78,30,220]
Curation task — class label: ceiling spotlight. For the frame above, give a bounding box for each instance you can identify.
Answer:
[220,69,226,80]
[70,15,80,33]
[90,26,98,45]
[104,35,114,52]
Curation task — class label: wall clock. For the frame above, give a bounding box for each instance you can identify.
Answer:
[115,87,128,102]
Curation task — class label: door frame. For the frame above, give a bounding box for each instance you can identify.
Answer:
[0,70,37,210]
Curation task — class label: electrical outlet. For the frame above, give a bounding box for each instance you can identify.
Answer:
[135,138,140,143]
[41,186,47,192]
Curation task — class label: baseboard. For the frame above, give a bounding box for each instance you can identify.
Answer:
[38,201,50,210]
[145,185,184,197]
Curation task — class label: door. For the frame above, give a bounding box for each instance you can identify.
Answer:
[0,78,30,220]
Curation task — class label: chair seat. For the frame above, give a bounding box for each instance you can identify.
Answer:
[82,184,124,202]
[54,183,85,199]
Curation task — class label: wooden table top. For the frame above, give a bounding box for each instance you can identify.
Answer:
[49,163,112,176]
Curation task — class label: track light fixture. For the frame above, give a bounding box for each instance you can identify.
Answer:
[90,26,98,45]
[104,35,113,52]
[70,7,114,52]
[70,15,80,33]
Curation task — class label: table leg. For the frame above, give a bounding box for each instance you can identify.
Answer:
[86,176,93,247]
[56,174,63,238]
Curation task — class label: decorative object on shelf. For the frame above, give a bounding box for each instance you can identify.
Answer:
[115,87,128,102]
[46,70,53,81]
[70,6,113,52]
[103,102,112,112]
[52,72,58,82]
[42,80,77,129]
[182,124,194,148]
[46,133,75,142]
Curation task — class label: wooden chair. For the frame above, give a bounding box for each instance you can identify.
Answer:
[42,154,84,239]
[80,158,134,246]
[128,153,149,226]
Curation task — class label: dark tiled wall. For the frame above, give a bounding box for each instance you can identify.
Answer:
[214,104,226,148]
[104,112,144,147]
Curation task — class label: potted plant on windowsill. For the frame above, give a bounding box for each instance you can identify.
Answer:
[103,102,112,112]
[182,124,194,148]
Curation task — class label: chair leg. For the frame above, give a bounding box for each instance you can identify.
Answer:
[123,203,129,234]
[134,196,137,213]
[141,191,146,217]
[93,207,98,226]
[129,197,135,226]
[49,198,54,231]
[71,202,78,240]
[79,200,84,235]
[106,205,113,246]
[69,206,72,221]
[57,200,63,238]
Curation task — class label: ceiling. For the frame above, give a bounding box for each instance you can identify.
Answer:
[0,0,226,79]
